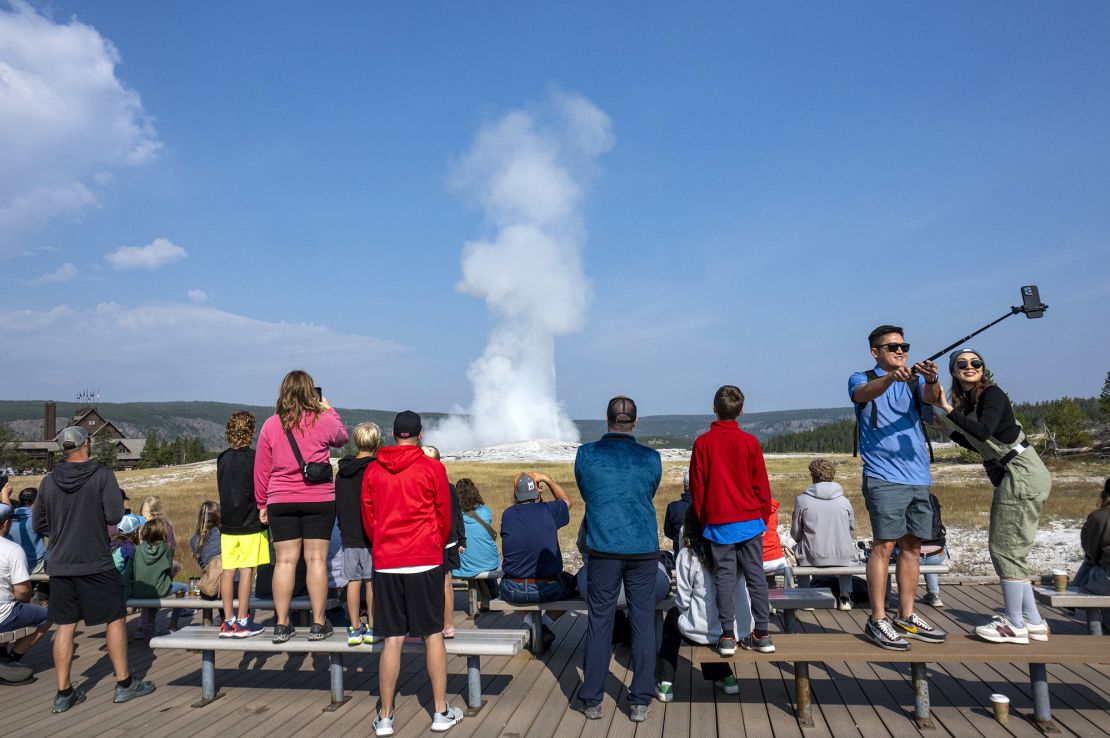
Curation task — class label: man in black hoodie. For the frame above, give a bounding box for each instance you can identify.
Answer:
[33,426,155,713]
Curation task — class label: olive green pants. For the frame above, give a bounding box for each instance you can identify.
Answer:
[988,452,1051,579]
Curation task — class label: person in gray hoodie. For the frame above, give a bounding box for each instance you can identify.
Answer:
[790,458,858,610]
[33,426,155,713]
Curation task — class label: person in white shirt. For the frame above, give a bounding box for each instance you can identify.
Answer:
[0,489,51,681]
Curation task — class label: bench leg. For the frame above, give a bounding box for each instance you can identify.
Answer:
[1087,608,1103,636]
[464,655,486,716]
[323,653,350,712]
[1029,663,1059,733]
[299,610,309,627]
[784,609,796,634]
[190,649,224,708]
[911,662,934,730]
[532,611,544,656]
[469,585,480,618]
[795,661,813,727]
[202,607,213,627]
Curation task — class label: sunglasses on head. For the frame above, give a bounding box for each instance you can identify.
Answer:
[955,359,984,370]
[876,342,910,353]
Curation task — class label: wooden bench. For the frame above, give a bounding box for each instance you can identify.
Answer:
[1032,585,1109,635]
[701,633,1107,733]
[0,624,38,645]
[128,595,336,627]
[149,625,526,714]
[487,588,836,654]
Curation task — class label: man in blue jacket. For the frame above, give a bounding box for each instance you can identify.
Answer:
[574,396,662,723]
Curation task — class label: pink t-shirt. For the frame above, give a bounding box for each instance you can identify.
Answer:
[254,407,349,507]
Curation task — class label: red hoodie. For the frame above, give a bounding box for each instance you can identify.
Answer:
[689,419,772,525]
[360,444,451,570]
[763,498,785,562]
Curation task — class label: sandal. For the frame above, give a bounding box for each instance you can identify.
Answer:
[442,627,455,639]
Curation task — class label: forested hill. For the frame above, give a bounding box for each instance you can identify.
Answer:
[1,400,852,450]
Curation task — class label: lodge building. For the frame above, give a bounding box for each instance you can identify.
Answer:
[17,402,145,471]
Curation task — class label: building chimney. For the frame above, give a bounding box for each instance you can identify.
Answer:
[44,401,57,441]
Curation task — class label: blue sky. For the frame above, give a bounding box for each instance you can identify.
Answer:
[2,1,1109,421]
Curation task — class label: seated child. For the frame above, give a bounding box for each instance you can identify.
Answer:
[791,458,856,610]
[131,518,189,638]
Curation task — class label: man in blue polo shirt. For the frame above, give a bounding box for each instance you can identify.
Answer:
[850,324,948,650]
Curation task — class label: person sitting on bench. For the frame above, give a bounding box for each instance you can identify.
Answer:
[1073,477,1110,631]
[791,458,857,611]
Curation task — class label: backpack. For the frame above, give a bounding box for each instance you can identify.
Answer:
[853,369,934,462]
[923,494,946,547]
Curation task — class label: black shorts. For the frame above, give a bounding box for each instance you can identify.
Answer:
[372,566,445,638]
[267,500,336,542]
[49,569,127,626]
[443,546,461,571]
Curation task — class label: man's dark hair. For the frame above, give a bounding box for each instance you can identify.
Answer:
[713,385,745,420]
[868,324,904,347]
[606,395,637,432]
[18,488,36,507]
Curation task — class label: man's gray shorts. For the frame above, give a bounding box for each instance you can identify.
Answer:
[862,477,933,541]
[341,547,373,581]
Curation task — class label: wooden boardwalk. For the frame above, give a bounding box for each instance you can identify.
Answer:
[3,584,1108,737]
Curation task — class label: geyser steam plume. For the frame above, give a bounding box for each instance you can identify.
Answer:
[429,92,613,452]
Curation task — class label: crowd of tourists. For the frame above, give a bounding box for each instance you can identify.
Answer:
[2,328,1110,730]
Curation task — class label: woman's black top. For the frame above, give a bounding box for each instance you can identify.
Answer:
[946,384,1021,450]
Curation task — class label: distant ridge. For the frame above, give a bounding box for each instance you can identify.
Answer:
[1,400,854,450]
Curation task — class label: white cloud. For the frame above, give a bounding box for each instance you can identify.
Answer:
[0,301,405,402]
[34,262,77,283]
[105,237,186,270]
[186,289,208,303]
[0,1,160,252]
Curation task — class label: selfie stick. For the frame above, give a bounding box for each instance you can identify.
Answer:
[924,285,1049,364]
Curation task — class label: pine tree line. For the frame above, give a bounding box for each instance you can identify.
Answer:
[138,431,211,468]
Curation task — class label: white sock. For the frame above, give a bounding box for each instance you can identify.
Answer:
[522,613,533,627]
[541,614,555,628]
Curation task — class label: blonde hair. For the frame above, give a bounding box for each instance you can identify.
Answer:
[140,495,164,520]
[192,500,220,564]
[422,445,441,461]
[276,370,323,431]
[353,422,382,453]
[808,458,836,483]
[226,410,256,448]
[140,517,168,546]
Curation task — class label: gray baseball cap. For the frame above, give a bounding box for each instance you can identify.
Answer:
[55,425,90,451]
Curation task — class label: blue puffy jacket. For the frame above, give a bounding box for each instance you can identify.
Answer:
[574,433,662,557]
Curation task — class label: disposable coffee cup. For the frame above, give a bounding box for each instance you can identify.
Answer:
[174,589,185,599]
[1052,569,1068,592]
[990,693,1009,724]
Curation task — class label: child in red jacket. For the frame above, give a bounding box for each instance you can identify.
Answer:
[689,385,774,655]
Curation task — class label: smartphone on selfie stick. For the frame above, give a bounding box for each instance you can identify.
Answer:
[921,285,1048,365]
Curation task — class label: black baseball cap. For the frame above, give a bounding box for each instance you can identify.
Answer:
[393,410,422,439]
[606,396,637,425]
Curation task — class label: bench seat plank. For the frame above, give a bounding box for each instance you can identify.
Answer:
[790,564,950,577]
[1031,585,1110,608]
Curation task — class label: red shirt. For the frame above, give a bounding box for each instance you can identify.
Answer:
[763,498,785,562]
[360,444,451,569]
[689,419,772,526]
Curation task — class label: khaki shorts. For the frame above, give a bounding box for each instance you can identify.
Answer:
[221,531,271,570]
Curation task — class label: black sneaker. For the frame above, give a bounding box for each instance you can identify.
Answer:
[272,623,296,644]
[113,678,156,703]
[308,621,334,641]
[891,612,947,643]
[865,617,911,651]
[740,633,776,653]
[716,633,737,657]
[52,687,87,713]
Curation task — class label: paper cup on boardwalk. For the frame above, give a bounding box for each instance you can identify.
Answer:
[1052,569,1068,593]
[990,693,1009,724]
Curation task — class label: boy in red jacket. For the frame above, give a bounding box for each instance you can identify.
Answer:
[689,385,775,655]
[360,411,462,734]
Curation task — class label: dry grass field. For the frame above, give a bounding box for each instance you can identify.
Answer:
[8,446,1107,580]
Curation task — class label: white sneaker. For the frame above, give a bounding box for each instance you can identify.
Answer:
[373,712,394,736]
[975,615,1029,644]
[837,596,852,611]
[1026,620,1050,641]
[431,705,463,732]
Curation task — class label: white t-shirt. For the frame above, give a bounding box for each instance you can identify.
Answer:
[0,536,31,625]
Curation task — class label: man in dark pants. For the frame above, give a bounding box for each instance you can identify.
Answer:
[574,396,662,723]
[33,426,155,713]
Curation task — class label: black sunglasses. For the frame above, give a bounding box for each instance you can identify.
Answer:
[955,359,984,370]
[876,342,910,353]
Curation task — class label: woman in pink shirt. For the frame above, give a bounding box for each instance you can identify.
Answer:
[255,370,348,643]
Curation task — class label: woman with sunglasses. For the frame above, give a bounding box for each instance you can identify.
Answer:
[930,348,1051,644]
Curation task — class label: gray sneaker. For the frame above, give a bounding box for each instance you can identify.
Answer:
[431,704,463,732]
[630,703,651,722]
[865,617,911,651]
[922,592,944,608]
[891,612,947,643]
[113,678,156,703]
[583,703,603,720]
[52,687,87,713]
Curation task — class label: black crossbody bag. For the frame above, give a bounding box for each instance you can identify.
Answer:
[284,427,333,483]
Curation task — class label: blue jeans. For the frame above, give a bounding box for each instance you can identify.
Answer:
[580,557,657,707]
[921,550,946,595]
[498,576,571,604]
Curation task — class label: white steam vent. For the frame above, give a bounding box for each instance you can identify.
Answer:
[429,91,613,451]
